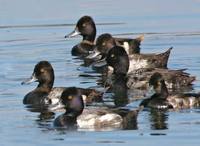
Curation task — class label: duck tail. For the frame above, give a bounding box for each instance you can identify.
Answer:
[157,47,173,68]
[135,34,145,43]
[160,47,173,57]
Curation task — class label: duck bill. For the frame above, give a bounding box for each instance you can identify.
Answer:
[21,74,38,85]
[65,28,80,38]
[86,49,101,59]
[93,58,107,68]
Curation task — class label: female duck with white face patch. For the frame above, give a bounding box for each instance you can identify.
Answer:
[140,72,200,109]
[21,61,102,108]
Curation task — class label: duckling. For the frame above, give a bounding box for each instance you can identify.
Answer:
[54,87,139,130]
[140,72,200,109]
[104,45,195,90]
[21,61,102,107]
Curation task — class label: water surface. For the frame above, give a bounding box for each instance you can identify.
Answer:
[0,0,200,146]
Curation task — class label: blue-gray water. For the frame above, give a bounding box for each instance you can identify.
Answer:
[1,0,200,146]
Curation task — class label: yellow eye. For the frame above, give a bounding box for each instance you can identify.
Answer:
[68,96,73,100]
[102,42,106,46]
[40,68,45,73]
[82,23,86,27]
[111,54,115,58]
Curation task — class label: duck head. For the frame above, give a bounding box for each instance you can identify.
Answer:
[106,46,129,76]
[65,16,96,42]
[86,33,116,59]
[149,72,169,99]
[21,61,54,90]
[60,87,84,117]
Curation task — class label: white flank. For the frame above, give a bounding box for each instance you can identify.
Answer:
[50,98,59,105]
[77,114,97,128]
[77,113,123,129]
[128,58,148,73]
[123,42,130,55]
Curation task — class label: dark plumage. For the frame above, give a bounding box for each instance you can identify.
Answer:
[140,72,200,109]
[88,33,171,70]
[22,61,102,107]
[65,16,96,56]
[103,46,195,90]
[54,87,139,130]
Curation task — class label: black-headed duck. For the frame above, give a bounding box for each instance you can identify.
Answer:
[65,16,96,56]
[88,33,172,71]
[87,33,144,60]
[140,72,200,109]
[54,87,139,130]
[103,45,195,90]
[22,61,102,106]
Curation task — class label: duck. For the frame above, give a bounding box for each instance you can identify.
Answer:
[87,33,144,60]
[65,16,144,57]
[103,45,195,90]
[140,72,200,109]
[21,61,102,107]
[65,16,96,56]
[54,87,139,130]
[87,33,172,71]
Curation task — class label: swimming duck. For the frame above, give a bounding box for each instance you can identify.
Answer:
[88,33,172,71]
[54,87,139,130]
[87,33,144,60]
[65,16,96,56]
[104,45,195,90]
[65,16,144,57]
[127,68,195,90]
[140,72,200,109]
[21,61,102,106]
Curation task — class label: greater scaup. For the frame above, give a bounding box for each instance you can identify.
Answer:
[54,87,139,130]
[88,33,172,71]
[87,33,144,60]
[22,61,102,107]
[140,72,200,109]
[65,16,96,56]
[103,45,195,90]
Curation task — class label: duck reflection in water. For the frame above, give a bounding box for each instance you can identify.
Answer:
[149,109,168,130]
[109,74,129,107]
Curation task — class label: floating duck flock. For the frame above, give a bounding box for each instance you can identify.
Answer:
[22,16,200,130]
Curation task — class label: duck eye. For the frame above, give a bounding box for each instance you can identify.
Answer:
[111,54,115,58]
[68,95,73,100]
[82,23,86,27]
[40,68,45,73]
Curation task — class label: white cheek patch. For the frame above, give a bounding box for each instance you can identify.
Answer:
[128,59,148,73]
